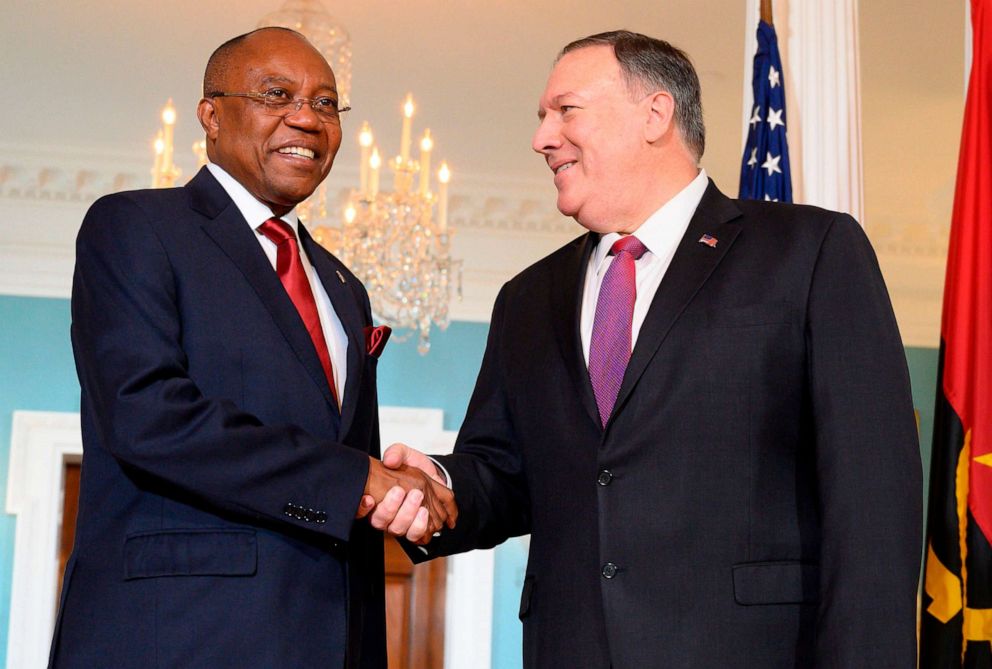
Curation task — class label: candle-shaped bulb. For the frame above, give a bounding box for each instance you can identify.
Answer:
[369,147,382,198]
[358,122,373,196]
[154,134,165,155]
[162,99,177,126]
[400,94,415,162]
[418,130,434,195]
[344,204,357,224]
[358,122,373,148]
[437,161,450,233]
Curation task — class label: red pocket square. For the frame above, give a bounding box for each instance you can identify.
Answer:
[364,325,392,359]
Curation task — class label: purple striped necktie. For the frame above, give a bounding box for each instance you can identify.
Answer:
[588,235,648,428]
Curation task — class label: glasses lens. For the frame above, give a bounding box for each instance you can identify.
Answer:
[313,107,342,123]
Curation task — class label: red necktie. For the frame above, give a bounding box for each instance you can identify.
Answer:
[258,218,339,408]
[588,235,648,427]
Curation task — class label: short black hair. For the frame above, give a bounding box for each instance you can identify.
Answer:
[203,27,305,97]
[560,30,705,160]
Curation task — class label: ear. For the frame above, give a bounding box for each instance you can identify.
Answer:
[197,98,220,141]
[644,90,676,143]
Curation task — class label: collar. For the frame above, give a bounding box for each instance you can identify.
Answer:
[591,168,709,274]
[206,162,300,233]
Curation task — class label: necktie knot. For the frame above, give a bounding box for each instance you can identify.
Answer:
[258,217,296,246]
[609,235,647,260]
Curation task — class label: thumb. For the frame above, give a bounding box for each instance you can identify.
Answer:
[381,442,409,469]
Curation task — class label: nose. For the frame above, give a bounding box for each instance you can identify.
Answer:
[531,114,561,156]
[283,101,323,131]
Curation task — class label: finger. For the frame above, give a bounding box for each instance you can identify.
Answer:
[406,506,431,543]
[386,489,424,536]
[381,443,408,469]
[354,494,375,519]
[417,484,443,532]
[432,483,459,528]
[368,486,406,530]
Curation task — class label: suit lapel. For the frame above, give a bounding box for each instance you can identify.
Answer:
[299,226,366,438]
[549,234,601,430]
[610,181,743,424]
[187,168,340,413]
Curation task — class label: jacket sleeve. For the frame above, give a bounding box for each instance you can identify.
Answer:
[71,194,370,542]
[407,285,531,562]
[805,214,922,666]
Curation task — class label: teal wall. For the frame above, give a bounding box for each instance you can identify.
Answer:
[0,296,80,666]
[0,295,942,668]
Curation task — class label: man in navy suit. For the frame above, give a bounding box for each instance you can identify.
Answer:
[376,31,922,668]
[50,27,453,668]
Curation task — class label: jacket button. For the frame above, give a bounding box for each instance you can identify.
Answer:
[602,562,618,579]
[597,470,613,486]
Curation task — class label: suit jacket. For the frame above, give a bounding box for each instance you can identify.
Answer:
[415,182,922,668]
[51,168,386,669]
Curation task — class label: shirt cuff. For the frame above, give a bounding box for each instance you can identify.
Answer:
[428,457,451,488]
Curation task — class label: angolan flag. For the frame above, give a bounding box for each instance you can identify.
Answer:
[920,1,992,666]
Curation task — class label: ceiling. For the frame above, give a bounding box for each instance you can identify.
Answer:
[3,0,748,188]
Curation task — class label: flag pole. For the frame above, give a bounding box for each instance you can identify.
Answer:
[760,0,773,25]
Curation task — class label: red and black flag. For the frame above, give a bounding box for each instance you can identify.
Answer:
[921,0,992,666]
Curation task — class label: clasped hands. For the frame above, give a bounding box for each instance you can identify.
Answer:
[358,444,456,545]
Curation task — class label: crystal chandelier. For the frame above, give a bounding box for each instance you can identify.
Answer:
[310,96,462,355]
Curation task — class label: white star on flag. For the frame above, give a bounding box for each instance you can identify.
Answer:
[763,194,779,202]
[768,66,781,88]
[762,152,782,176]
[749,106,762,127]
[767,107,785,131]
[747,147,758,167]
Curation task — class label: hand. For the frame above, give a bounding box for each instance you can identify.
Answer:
[362,454,457,544]
[369,443,456,544]
[382,442,447,486]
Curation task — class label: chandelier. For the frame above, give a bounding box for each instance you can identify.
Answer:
[149,0,461,354]
[310,96,461,354]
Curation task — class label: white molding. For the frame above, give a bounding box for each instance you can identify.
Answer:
[6,410,81,669]
[5,407,491,669]
[0,143,577,322]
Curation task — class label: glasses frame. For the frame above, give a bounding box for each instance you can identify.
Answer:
[209,91,351,124]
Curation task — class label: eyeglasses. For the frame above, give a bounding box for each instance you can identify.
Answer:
[209,90,351,124]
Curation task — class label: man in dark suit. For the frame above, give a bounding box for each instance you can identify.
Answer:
[375,31,922,668]
[50,27,453,668]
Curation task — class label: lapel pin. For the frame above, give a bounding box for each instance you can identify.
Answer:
[336,270,346,284]
[698,234,718,248]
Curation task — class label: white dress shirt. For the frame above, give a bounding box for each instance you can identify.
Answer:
[580,169,710,364]
[207,163,348,405]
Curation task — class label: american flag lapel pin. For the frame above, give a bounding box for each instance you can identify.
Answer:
[698,234,718,248]
[336,270,346,284]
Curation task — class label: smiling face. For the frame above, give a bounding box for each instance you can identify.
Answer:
[197,29,342,216]
[532,45,664,234]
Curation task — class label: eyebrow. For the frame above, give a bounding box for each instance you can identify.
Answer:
[537,93,577,120]
[258,74,338,95]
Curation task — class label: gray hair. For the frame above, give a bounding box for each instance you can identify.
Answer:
[560,30,705,160]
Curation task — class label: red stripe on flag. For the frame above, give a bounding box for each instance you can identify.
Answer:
[942,0,992,544]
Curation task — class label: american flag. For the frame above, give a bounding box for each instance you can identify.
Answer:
[739,19,792,203]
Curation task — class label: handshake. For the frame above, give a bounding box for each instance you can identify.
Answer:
[358,444,457,545]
